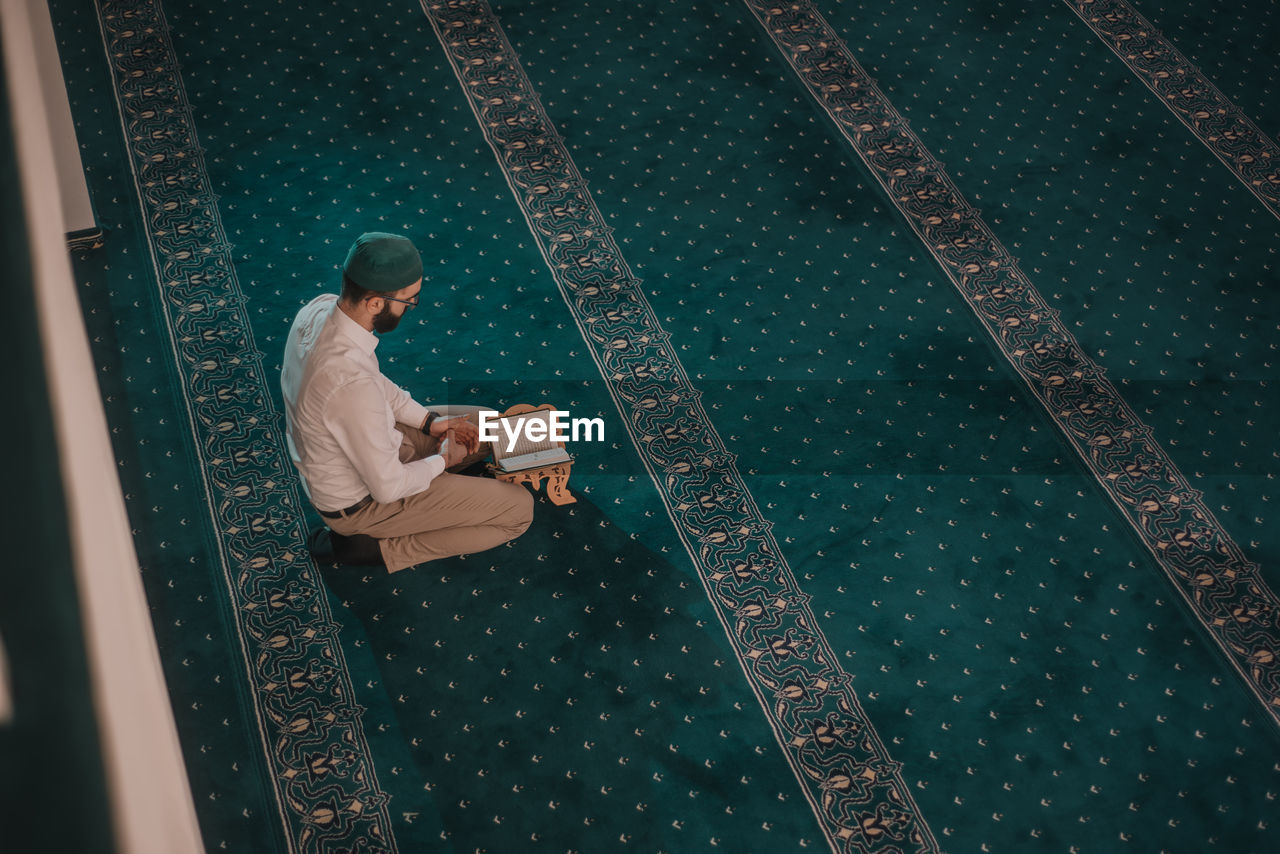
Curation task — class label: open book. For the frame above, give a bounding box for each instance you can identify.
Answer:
[489,408,573,473]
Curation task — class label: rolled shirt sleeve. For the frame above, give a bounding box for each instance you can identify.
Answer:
[327,377,445,504]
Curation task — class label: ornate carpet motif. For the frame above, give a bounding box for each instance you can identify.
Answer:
[1064,0,1280,221]
[94,1,395,850]
[741,0,1280,725]
[420,1,938,850]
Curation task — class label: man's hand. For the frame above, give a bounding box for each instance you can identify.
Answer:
[437,435,470,468]
[429,414,479,454]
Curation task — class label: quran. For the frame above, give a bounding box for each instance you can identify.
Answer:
[489,408,574,473]
[482,403,577,506]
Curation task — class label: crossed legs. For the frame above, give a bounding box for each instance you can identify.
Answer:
[324,406,533,572]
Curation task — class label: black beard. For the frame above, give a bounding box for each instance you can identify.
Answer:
[372,302,402,334]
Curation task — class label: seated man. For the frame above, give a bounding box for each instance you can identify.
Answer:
[281,231,533,571]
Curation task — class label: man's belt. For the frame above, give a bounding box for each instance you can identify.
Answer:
[318,494,373,519]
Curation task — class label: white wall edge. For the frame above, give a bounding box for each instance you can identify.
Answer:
[0,1,205,852]
[27,0,96,234]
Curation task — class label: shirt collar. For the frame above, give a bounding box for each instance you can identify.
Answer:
[331,300,379,354]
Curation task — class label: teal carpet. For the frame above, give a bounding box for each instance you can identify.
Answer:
[50,0,1280,850]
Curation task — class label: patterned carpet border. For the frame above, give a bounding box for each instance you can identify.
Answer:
[1064,0,1280,222]
[420,1,939,851]
[95,1,396,850]
[741,0,1280,726]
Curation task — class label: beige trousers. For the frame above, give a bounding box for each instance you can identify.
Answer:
[324,405,534,572]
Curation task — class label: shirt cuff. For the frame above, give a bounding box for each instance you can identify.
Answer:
[422,453,447,480]
[398,399,432,431]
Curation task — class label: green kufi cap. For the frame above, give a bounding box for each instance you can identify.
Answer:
[343,232,423,293]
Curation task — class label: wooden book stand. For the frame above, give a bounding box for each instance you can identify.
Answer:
[486,403,576,505]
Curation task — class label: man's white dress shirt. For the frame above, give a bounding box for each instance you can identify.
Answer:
[281,294,445,512]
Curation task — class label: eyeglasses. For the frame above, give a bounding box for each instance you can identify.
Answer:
[377,294,419,309]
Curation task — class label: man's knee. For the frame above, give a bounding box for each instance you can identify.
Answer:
[506,484,534,535]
